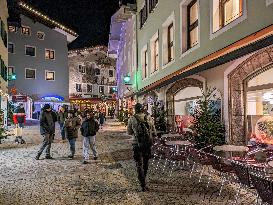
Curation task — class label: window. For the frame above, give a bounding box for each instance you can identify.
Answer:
[109,69,114,77]
[95,68,100,76]
[150,31,159,74]
[25,68,36,79]
[187,0,199,49]
[140,0,148,28]
[141,46,148,79]
[21,26,31,35]
[1,20,7,47]
[8,25,17,33]
[109,87,117,94]
[212,0,243,33]
[79,65,86,73]
[45,49,55,60]
[167,23,174,63]
[99,86,104,94]
[8,66,14,75]
[0,57,8,81]
[162,13,175,65]
[8,43,14,53]
[37,31,45,40]
[25,46,36,57]
[76,84,82,92]
[45,71,55,81]
[87,84,92,93]
[149,0,158,12]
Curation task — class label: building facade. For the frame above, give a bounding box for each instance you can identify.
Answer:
[0,0,9,126]
[108,4,137,114]
[8,2,78,118]
[68,46,117,116]
[115,0,273,145]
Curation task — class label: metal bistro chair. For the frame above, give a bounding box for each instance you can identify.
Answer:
[249,168,273,205]
[209,154,236,196]
[230,160,257,204]
[188,145,214,183]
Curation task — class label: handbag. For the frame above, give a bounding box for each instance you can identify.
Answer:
[14,124,23,137]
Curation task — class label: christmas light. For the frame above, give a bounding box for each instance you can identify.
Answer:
[19,2,78,37]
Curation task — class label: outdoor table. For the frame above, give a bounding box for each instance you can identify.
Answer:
[214,145,249,152]
[162,133,181,138]
[165,140,192,146]
[214,145,249,160]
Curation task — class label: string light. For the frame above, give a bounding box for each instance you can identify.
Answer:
[19,2,78,37]
[68,45,107,54]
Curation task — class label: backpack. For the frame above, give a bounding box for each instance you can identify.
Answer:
[134,115,152,150]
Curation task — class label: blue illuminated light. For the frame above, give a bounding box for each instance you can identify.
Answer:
[41,95,64,102]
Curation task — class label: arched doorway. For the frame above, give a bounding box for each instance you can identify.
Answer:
[166,78,203,131]
[228,45,273,144]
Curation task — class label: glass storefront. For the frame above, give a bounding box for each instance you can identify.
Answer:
[246,67,273,144]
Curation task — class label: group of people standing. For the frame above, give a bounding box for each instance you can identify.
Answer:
[35,104,102,164]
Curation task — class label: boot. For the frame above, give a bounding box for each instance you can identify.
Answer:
[35,153,41,160]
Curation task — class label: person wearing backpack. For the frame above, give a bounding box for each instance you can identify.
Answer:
[127,103,156,192]
[80,111,99,164]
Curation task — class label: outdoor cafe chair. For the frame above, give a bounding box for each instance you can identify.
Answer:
[230,160,258,204]
[208,154,236,196]
[249,168,273,205]
[188,145,214,182]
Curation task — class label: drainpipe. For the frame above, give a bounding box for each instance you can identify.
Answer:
[135,12,139,102]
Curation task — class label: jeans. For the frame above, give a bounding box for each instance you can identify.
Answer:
[68,138,76,156]
[59,122,65,140]
[37,133,54,157]
[133,145,151,188]
[83,136,98,160]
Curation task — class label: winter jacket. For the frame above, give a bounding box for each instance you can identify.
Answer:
[13,107,26,124]
[40,110,57,135]
[81,118,99,137]
[127,113,156,145]
[63,117,81,139]
[98,113,105,125]
[58,111,68,123]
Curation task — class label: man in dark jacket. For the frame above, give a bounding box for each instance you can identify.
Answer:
[13,103,26,144]
[35,104,57,160]
[80,112,99,164]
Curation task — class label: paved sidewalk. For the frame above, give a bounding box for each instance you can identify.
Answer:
[0,120,256,205]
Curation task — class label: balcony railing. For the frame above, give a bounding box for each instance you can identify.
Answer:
[149,0,158,13]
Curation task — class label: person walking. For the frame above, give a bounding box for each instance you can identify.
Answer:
[80,112,99,164]
[127,103,156,192]
[13,103,26,144]
[98,112,105,129]
[58,105,67,142]
[63,110,81,159]
[35,104,57,160]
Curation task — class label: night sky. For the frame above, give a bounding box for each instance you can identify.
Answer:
[24,0,135,50]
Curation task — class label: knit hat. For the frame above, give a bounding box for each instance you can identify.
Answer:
[134,103,143,113]
[43,104,51,110]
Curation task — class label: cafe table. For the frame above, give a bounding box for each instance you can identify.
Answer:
[162,133,182,139]
[213,145,249,159]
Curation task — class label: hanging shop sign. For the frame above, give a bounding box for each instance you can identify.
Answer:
[12,95,27,103]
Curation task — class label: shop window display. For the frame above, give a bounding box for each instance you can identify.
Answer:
[246,67,273,145]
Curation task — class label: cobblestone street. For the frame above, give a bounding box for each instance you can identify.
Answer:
[0,121,256,205]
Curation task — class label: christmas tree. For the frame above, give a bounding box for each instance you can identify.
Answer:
[190,87,225,148]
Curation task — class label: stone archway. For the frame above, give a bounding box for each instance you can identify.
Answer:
[166,78,203,129]
[228,45,273,145]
